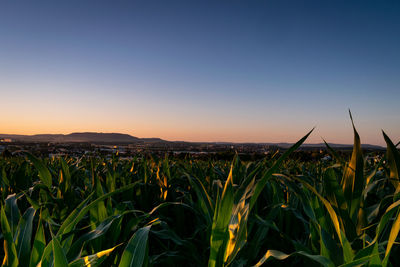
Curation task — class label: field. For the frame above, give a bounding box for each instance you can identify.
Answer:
[1,124,400,266]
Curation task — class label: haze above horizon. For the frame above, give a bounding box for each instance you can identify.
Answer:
[1,1,399,146]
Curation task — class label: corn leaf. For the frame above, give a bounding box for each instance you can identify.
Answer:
[292,176,355,262]
[25,152,52,188]
[185,173,214,225]
[14,207,36,266]
[208,165,234,267]
[67,215,121,261]
[4,194,20,237]
[52,237,68,267]
[382,208,400,266]
[250,128,313,211]
[341,111,364,231]
[29,214,46,267]
[382,130,400,190]
[68,245,119,267]
[1,206,19,267]
[253,249,333,267]
[118,225,151,267]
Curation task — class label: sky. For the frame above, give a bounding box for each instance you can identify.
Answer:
[0,1,399,146]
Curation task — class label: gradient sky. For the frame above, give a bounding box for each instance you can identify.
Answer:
[1,1,399,145]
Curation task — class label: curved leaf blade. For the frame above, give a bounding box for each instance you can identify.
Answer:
[25,152,52,188]
[118,225,151,267]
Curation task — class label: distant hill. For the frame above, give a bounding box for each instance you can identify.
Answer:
[140,138,165,142]
[0,132,142,143]
[65,132,141,143]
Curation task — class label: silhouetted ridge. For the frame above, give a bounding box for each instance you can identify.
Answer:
[0,132,141,143]
[65,132,140,142]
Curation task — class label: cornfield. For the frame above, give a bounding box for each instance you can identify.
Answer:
[1,118,400,266]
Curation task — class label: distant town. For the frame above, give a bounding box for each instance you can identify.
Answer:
[0,132,384,159]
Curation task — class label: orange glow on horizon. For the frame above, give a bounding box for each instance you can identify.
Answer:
[0,121,392,146]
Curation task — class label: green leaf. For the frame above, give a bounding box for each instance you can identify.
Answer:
[225,178,255,265]
[67,215,121,261]
[52,237,69,267]
[90,180,108,230]
[185,173,214,225]
[372,199,400,266]
[291,176,355,262]
[1,205,19,267]
[68,245,119,267]
[29,213,46,267]
[250,128,314,211]
[25,152,52,188]
[324,168,348,212]
[4,194,20,237]
[37,240,53,267]
[323,168,356,241]
[208,165,234,267]
[37,182,141,266]
[60,158,71,192]
[253,249,333,267]
[60,182,140,238]
[341,111,364,232]
[373,199,400,241]
[163,153,171,181]
[56,192,94,236]
[382,130,400,190]
[14,207,36,266]
[118,225,152,267]
[383,208,400,266]
[338,253,380,267]
[353,242,382,267]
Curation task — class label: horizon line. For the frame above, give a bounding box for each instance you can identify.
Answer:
[0,131,385,147]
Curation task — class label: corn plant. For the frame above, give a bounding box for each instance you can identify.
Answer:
[0,119,399,267]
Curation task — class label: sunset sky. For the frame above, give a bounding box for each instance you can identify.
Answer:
[1,1,399,145]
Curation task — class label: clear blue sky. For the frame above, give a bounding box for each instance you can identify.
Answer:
[0,1,399,145]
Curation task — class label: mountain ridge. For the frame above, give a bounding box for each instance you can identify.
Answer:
[0,132,141,143]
